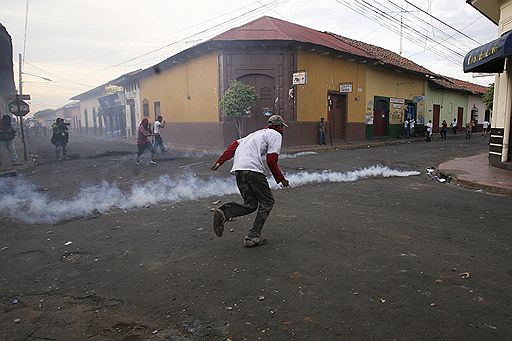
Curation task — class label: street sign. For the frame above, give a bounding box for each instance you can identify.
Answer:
[8,99,30,116]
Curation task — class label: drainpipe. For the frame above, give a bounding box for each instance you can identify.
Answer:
[502,59,512,162]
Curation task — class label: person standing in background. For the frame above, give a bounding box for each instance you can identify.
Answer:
[440,120,448,140]
[318,117,327,145]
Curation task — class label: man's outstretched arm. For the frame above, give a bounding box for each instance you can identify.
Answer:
[211,140,239,170]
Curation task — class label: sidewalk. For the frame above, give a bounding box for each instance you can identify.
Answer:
[438,153,512,195]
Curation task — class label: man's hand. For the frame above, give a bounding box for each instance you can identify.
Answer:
[281,179,289,187]
[211,162,221,170]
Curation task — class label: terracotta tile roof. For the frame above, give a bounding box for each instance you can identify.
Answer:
[330,34,438,77]
[430,77,489,95]
[211,16,374,60]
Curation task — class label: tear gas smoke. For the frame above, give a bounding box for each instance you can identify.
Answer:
[0,165,419,224]
[280,151,317,159]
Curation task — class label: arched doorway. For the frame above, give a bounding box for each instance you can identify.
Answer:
[237,74,276,133]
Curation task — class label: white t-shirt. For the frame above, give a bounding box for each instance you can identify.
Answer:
[426,122,433,132]
[154,121,163,134]
[482,121,490,129]
[409,120,415,129]
[231,128,282,175]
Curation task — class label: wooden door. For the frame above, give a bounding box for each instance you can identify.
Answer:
[328,94,347,140]
[237,74,276,134]
[373,99,389,137]
[433,104,440,133]
[457,107,464,128]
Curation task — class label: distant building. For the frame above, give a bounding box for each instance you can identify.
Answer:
[0,23,16,116]
[54,102,80,133]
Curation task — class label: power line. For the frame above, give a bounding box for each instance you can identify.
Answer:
[74,0,290,80]
[337,0,461,65]
[403,0,481,45]
[64,0,271,68]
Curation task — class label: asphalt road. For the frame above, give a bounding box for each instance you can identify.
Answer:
[1,134,511,340]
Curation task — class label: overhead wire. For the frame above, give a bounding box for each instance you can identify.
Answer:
[337,0,461,65]
[75,0,291,80]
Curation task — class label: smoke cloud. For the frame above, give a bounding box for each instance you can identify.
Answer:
[280,151,317,159]
[0,166,419,224]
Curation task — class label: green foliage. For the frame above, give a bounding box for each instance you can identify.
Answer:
[482,83,494,111]
[220,80,259,118]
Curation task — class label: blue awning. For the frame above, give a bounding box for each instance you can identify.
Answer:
[464,30,512,73]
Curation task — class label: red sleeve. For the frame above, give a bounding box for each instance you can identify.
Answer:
[266,153,285,183]
[215,140,239,165]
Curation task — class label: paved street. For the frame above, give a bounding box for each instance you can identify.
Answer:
[1,134,511,340]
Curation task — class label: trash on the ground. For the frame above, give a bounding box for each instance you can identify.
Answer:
[226,306,233,310]
[460,272,471,279]
[230,228,234,232]
[211,200,221,205]
[475,189,483,192]
[210,208,215,211]
[438,178,446,183]
[152,330,158,334]
[47,230,54,234]
[259,295,265,301]
[12,299,19,304]
[13,319,20,323]
[227,337,234,341]
[430,303,436,307]
[380,298,386,303]
[1,246,8,251]
[426,168,435,174]
[64,241,73,246]
[435,279,443,284]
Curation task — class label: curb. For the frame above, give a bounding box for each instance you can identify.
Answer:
[437,168,512,196]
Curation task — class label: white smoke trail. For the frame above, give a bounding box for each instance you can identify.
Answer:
[0,165,419,224]
[280,151,317,159]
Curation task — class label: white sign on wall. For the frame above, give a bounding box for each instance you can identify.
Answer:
[390,97,405,104]
[293,71,307,85]
[340,82,353,93]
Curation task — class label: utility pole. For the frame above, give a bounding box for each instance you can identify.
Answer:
[18,53,28,162]
[400,10,403,55]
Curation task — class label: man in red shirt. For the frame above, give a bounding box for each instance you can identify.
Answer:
[136,118,156,165]
[211,115,289,247]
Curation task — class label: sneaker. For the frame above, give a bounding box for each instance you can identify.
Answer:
[243,237,266,248]
[136,161,141,165]
[150,160,157,165]
[213,208,225,237]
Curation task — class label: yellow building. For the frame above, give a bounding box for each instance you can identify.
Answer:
[73,16,486,148]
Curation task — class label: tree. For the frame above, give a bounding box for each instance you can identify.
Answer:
[482,83,494,111]
[220,80,259,138]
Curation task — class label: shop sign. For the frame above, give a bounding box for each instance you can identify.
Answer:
[292,71,307,85]
[340,82,353,93]
[390,98,405,104]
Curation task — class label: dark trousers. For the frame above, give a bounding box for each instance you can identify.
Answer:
[440,128,447,139]
[319,131,326,145]
[220,170,275,238]
[153,134,166,153]
[137,143,154,162]
[452,127,457,134]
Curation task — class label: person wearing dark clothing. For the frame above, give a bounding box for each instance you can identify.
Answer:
[211,115,290,247]
[136,118,156,164]
[318,117,327,145]
[0,115,19,165]
[51,118,70,160]
[440,120,448,140]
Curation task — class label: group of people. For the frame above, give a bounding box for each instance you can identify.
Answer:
[403,118,417,138]
[136,115,166,164]
[408,117,491,142]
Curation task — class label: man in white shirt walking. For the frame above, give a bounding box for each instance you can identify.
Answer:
[482,120,490,137]
[153,116,166,153]
[211,115,290,247]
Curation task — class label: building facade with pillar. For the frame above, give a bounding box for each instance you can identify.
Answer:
[465,0,512,169]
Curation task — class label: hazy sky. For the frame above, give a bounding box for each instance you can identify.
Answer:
[1,0,498,114]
